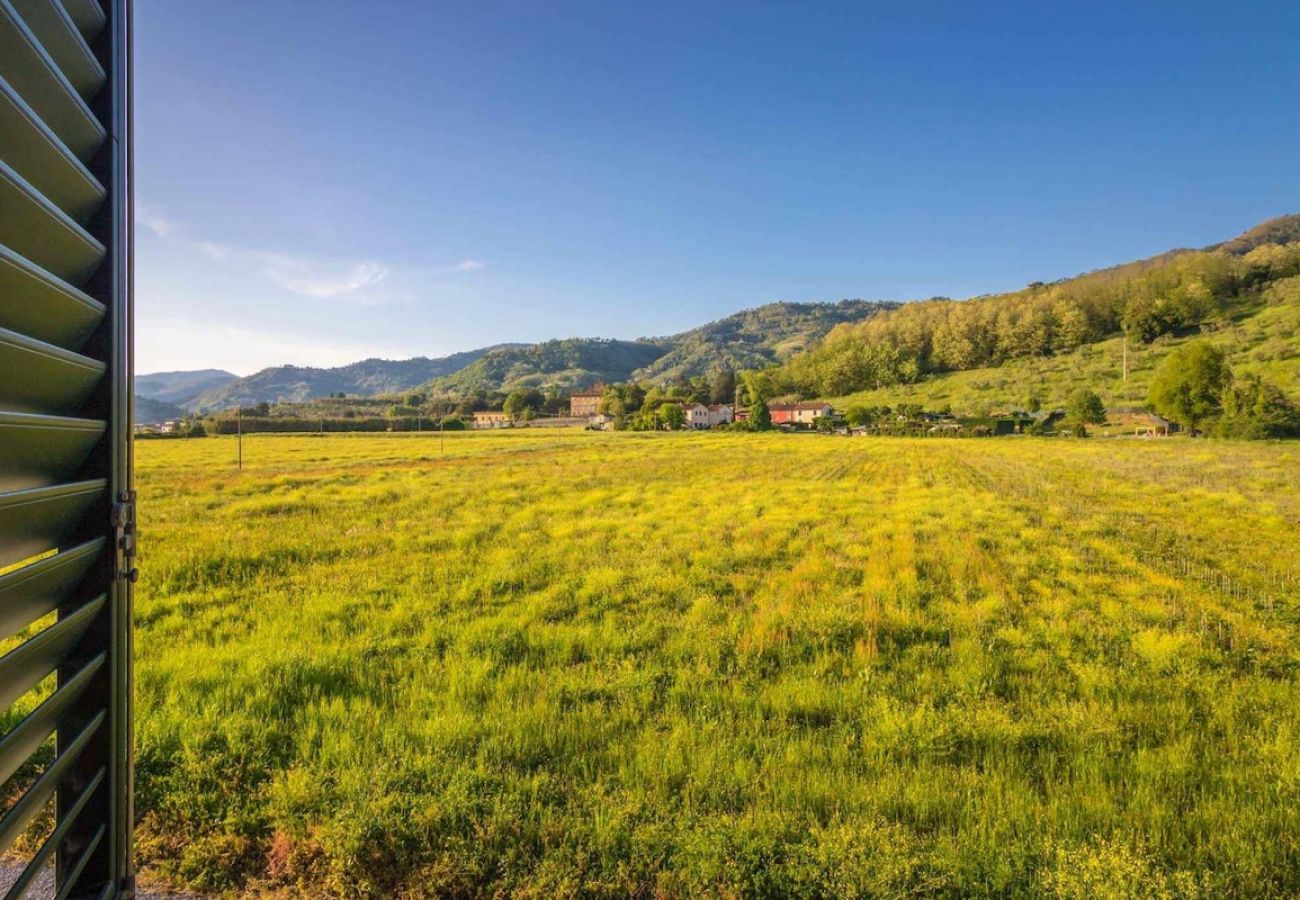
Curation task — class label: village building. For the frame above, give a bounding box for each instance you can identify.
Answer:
[791,402,832,425]
[472,410,510,428]
[770,402,834,427]
[672,401,735,429]
[570,386,604,417]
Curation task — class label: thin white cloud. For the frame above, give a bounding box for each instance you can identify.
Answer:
[136,207,480,301]
[136,207,178,238]
[197,241,231,260]
[255,254,390,298]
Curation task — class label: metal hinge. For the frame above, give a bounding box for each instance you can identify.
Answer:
[112,489,138,584]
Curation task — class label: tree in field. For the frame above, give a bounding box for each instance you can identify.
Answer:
[503,389,544,421]
[1147,342,1231,432]
[1217,374,1300,438]
[750,397,772,430]
[739,370,775,406]
[1066,387,1107,425]
[710,368,737,405]
[844,405,872,427]
[658,402,685,430]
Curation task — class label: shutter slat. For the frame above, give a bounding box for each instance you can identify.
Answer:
[0,242,104,351]
[10,0,105,101]
[0,709,103,856]
[53,822,105,900]
[0,73,104,221]
[0,538,104,640]
[0,160,105,282]
[0,594,104,710]
[0,480,105,569]
[0,327,105,416]
[0,766,103,900]
[1,0,129,891]
[55,0,101,42]
[0,412,105,492]
[0,0,104,161]
[0,651,102,785]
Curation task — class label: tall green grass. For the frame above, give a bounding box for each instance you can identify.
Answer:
[131,432,1300,897]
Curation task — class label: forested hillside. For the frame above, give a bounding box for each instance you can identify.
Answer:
[187,347,517,411]
[772,215,1300,404]
[422,338,667,396]
[135,369,237,406]
[177,301,887,410]
[828,273,1300,414]
[632,300,895,382]
[134,395,187,424]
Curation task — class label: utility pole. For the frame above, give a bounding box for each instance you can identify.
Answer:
[440,415,445,455]
[237,407,243,471]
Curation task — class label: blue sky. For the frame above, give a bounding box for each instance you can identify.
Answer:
[135,1,1300,375]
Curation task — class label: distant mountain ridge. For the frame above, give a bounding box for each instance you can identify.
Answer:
[135,369,237,406]
[134,395,187,425]
[171,299,892,409]
[184,347,521,412]
[418,300,894,396]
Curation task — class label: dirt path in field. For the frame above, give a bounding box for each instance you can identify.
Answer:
[0,858,205,899]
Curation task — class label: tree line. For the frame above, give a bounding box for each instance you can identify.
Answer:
[772,243,1300,398]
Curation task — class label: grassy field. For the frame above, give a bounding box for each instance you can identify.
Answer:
[117,431,1300,896]
[828,274,1300,414]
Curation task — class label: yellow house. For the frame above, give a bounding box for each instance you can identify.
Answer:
[472,410,510,428]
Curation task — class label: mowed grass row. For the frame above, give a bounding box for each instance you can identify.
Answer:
[130,432,1300,897]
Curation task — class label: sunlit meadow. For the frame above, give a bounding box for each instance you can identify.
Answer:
[125,431,1300,897]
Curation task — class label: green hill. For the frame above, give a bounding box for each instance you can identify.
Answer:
[421,301,894,397]
[764,214,1300,413]
[135,369,237,406]
[826,274,1300,414]
[632,300,896,383]
[134,395,187,425]
[188,347,518,412]
[423,338,667,396]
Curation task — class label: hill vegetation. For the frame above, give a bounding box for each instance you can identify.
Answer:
[134,395,187,425]
[631,300,895,383]
[186,348,517,412]
[770,216,1300,410]
[135,369,237,406]
[174,301,893,412]
[421,338,667,397]
[422,302,892,397]
[825,271,1300,416]
[160,215,1300,422]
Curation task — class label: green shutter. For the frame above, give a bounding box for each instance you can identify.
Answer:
[0,0,133,897]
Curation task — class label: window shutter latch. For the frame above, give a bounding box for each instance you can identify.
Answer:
[112,489,139,584]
